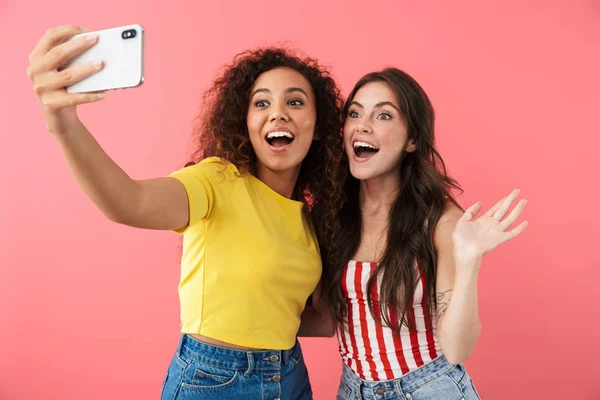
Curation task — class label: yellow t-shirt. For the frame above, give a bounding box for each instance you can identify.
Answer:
[169,157,321,350]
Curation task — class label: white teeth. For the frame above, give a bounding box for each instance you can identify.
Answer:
[353,141,379,150]
[267,131,294,139]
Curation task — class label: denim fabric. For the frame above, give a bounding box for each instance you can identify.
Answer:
[336,355,481,400]
[161,334,312,400]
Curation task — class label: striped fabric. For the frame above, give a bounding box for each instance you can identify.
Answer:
[337,260,440,381]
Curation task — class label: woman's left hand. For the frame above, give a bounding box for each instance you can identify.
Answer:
[452,189,529,263]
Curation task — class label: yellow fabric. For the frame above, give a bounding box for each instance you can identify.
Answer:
[169,157,321,350]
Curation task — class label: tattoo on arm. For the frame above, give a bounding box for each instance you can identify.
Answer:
[437,289,453,319]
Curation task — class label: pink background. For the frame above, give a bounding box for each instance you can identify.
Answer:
[1,1,599,399]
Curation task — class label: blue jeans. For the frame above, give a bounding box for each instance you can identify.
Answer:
[161,334,312,400]
[336,355,481,400]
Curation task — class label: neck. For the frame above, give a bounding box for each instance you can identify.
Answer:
[256,163,300,199]
[359,170,401,217]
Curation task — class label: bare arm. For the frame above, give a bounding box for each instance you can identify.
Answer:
[28,25,190,231]
[298,280,336,337]
[434,206,481,365]
[435,190,528,364]
[56,121,189,229]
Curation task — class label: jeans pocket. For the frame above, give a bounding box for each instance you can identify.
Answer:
[336,380,354,400]
[465,379,482,400]
[161,355,186,400]
[288,341,304,367]
[407,374,465,400]
[181,362,239,391]
[447,364,468,389]
[290,351,303,367]
[448,364,481,400]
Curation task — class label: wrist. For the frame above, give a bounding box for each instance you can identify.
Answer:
[453,244,483,264]
[51,115,84,140]
[453,251,482,275]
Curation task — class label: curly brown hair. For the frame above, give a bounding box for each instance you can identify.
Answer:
[187,47,346,267]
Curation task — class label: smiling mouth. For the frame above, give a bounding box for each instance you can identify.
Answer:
[266,130,295,148]
[353,141,380,158]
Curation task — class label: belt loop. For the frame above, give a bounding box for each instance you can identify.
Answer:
[395,378,405,398]
[244,351,254,377]
[281,348,294,365]
[282,348,290,365]
[356,373,364,396]
[283,339,298,365]
[176,334,186,356]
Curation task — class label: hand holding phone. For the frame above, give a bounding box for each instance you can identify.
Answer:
[63,24,144,93]
[27,24,144,136]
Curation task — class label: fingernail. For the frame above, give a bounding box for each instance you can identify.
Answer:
[85,34,98,42]
[97,93,106,99]
[81,28,91,33]
[92,60,102,68]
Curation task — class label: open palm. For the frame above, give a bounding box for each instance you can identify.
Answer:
[453,189,529,261]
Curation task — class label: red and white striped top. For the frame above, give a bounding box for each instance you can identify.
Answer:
[337,260,441,381]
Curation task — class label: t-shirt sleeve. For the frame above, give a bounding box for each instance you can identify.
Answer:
[169,159,224,233]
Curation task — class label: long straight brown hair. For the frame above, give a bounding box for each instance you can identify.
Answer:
[324,68,462,333]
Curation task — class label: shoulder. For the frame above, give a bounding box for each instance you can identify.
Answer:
[175,157,239,180]
[197,156,239,174]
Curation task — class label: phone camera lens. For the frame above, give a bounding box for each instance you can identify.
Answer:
[122,29,137,39]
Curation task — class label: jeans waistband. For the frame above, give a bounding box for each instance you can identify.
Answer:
[342,355,465,395]
[177,334,299,371]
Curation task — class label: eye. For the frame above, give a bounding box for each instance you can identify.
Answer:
[254,100,270,107]
[348,110,360,118]
[377,112,392,120]
[288,99,304,106]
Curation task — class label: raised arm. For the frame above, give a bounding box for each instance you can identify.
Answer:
[434,189,528,364]
[28,25,191,231]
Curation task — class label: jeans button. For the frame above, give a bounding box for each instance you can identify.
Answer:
[269,355,279,362]
[272,375,281,383]
[406,394,411,399]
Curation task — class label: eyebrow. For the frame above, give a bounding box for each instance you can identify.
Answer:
[350,100,400,112]
[251,87,309,98]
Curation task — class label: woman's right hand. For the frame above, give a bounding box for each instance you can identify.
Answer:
[25,25,191,231]
[27,25,106,136]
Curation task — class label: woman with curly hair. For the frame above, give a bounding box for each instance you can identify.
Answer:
[27,25,345,400]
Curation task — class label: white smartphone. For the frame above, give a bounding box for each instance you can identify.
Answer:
[63,24,144,93]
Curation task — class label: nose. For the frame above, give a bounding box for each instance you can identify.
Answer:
[270,104,289,122]
[356,123,371,134]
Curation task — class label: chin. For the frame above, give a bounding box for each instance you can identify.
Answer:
[261,156,302,174]
[349,164,377,180]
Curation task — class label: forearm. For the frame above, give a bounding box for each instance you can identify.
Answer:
[298,304,335,337]
[437,257,481,364]
[55,119,142,224]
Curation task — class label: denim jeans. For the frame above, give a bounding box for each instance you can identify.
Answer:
[336,355,481,400]
[161,334,312,400]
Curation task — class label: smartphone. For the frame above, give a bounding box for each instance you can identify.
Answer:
[63,24,144,93]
